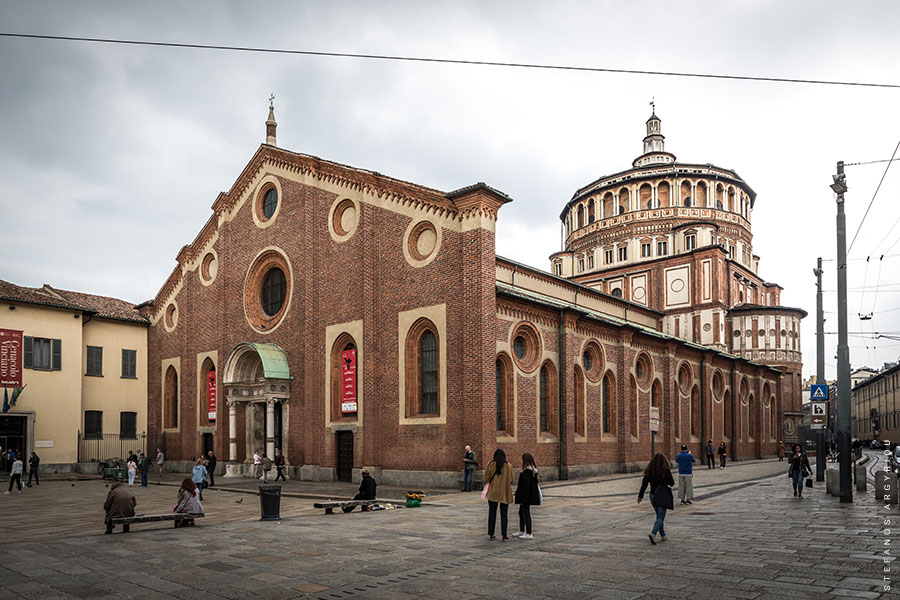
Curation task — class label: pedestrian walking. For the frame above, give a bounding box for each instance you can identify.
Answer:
[4,455,23,494]
[174,478,204,526]
[261,454,272,483]
[717,442,728,469]
[777,440,785,461]
[206,450,217,487]
[253,450,262,479]
[155,448,165,477]
[512,453,541,540]
[675,444,695,504]
[138,452,150,487]
[127,457,138,487]
[788,443,811,499]
[274,448,286,482]
[705,440,715,469]
[637,453,675,545]
[26,452,40,487]
[463,445,477,492]
[483,449,514,541]
[192,457,208,501]
[104,482,136,534]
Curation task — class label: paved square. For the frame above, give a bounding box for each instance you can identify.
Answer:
[0,457,891,599]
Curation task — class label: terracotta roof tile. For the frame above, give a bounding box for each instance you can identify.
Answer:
[0,280,148,324]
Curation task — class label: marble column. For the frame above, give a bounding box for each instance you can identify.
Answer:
[228,399,237,461]
[266,399,275,459]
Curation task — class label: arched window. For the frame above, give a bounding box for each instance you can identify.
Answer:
[577,205,585,229]
[574,366,585,437]
[331,334,358,421]
[630,376,638,438]
[405,319,440,417]
[724,390,732,439]
[496,354,513,433]
[602,373,616,435]
[539,362,557,435]
[690,385,700,438]
[587,199,595,223]
[201,357,216,427]
[164,365,178,429]
[748,394,756,440]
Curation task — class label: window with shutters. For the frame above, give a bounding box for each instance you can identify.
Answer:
[84,410,103,439]
[24,336,61,371]
[121,349,137,378]
[120,412,137,439]
[86,346,103,376]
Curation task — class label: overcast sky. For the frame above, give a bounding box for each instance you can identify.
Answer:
[1,1,899,380]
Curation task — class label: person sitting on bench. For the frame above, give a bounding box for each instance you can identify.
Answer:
[174,478,204,527]
[343,469,377,512]
[104,482,136,534]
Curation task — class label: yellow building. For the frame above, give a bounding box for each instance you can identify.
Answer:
[0,280,147,471]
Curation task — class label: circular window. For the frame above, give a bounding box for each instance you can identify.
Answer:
[164,303,178,330]
[745,329,752,337]
[635,353,653,389]
[262,189,278,219]
[404,219,442,267]
[758,329,765,337]
[712,370,724,401]
[703,323,711,332]
[510,322,541,373]
[200,251,218,285]
[740,378,749,405]
[781,329,787,336]
[611,288,623,298]
[243,248,293,333]
[769,329,776,337]
[330,198,359,241]
[581,340,604,382]
[677,362,692,395]
[261,268,286,316]
[733,330,741,338]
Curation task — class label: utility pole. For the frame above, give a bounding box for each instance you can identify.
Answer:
[814,257,825,482]
[830,161,852,503]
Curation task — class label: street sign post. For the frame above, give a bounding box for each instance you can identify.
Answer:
[811,401,827,429]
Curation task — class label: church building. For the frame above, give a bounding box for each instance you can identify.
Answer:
[144,105,794,485]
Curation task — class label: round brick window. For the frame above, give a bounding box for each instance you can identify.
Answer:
[253,178,283,229]
[164,302,178,331]
[510,322,541,373]
[404,219,441,267]
[330,198,359,240]
[244,248,293,333]
[712,370,724,401]
[581,340,604,382]
[635,353,653,390]
[200,251,218,285]
[677,362,692,395]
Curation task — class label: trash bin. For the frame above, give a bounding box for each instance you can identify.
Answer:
[258,485,281,521]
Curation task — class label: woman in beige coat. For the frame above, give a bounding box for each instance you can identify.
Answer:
[483,448,514,540]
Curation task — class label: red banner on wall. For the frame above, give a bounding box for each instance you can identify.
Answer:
[207,371,217,421]
[341,349,357,413]
[0,329,23,387]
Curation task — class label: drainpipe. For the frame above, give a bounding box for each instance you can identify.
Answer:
[730,361,737,462]
[699,354,707,457]
[558,309,568,480]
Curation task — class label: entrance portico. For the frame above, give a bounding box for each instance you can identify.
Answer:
[221,342,292,477]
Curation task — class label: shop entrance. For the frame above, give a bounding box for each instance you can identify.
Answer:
[0,415,26,473]
[336,431,353,482]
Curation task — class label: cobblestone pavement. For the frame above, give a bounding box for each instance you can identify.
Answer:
[0,458,892,599]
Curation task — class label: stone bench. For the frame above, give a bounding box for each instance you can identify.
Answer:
[313,500,376,514]
[110,513,204,532]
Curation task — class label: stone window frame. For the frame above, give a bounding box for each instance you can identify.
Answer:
[252,175,283,229]
[510,321,542,374]
[495,352,515,437]
[331,332,359,423]
[199,250,219,287]
[164,301,179,332]
[243,247,294,334]
[602,371,617,438]
[573,365,586,439]
[634,352,653,390]
[677,361,693,396]
[161,358,181,432]
[404,318,440,418]
[398,304,447,425]
[329,197,361,242]
[538,360,558,439]
[196,352,218,431]
[581,339,605,383]
[403,219,442,268]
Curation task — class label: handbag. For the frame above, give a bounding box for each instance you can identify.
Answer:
[805,477,813,489]
[481,482,490,499]
[536,484,543,506]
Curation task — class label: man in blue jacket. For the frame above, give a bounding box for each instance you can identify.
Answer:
[675,444,695,505]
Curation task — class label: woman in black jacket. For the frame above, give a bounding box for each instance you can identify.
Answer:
[512,453,541,540]
[788,443,812,499]
[637,453,675,545]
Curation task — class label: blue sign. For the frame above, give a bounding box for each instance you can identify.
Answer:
[810,384,828,400]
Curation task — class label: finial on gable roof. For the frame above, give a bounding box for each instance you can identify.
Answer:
[266,94,277,146]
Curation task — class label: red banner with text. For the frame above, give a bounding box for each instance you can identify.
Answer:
[207,371,217,421]
[0,329,23,387]
[341,349,357,413]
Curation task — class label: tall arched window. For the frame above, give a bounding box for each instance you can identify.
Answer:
[420,331,438,414]
[201,357,216,427]
[587,199,595,223]
[690,385,700,438]
[539,362,557,435]
[164,365,178,429]
[577,205,585,229]
[724,389,732,439]
[405,318,440,417]
[630,376,638,438]
[574,366,585,437]
[602,373,616,435]
[331,334,358,421]
[748,394,756,440]
[496,354,513,433]
[652,380,662,435]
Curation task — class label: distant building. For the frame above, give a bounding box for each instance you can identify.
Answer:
[852,363,900,441]
[0,281,148,471]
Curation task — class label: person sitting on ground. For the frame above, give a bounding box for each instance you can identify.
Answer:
[104,482,136,534]
[343,469,377,512]
[174,477,204,526]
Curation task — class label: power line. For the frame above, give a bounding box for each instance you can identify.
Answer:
[846,138,900,256]
[846,158,900,166]
[2,32,900,89]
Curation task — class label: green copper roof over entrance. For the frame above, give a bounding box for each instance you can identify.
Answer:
[248,342,292,380]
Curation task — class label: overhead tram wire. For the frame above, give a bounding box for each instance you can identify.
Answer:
[846,138,900,257]
[3,32,900,89]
